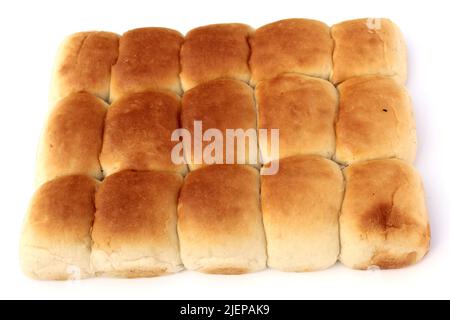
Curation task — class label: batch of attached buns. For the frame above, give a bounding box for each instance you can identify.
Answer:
[20,18,431,280]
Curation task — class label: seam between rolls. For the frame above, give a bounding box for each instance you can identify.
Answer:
[331,83,340,162]
[74,34,89,67]
[329,25,336,83]
[105,34,120,104]
[337,165,348,263]
[176,37,186,96]
[97,104,108,182]
[258,171,269,269]
[88,182,100,275]
[245,32,253,87]
[174,181,186,270]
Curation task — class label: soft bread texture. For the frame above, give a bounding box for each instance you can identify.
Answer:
[100,91,186,176]
[36,92,107,186]
[249,19,333,86]
[335,76,416,165]
[91,170,184,278]
[20,175,97,280]
[340,159,430,270]
[178,165,267,274]
[261,156,344,271]
[50,31,119,103]
[331,18,407,84]
[181,79,257,170]
[180,23,252,91]
[110,28,183,101]
[256,74,338,162]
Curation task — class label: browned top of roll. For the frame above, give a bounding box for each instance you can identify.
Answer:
[180,23,252,91]
[110,27,183,101]
[249,18,333,85]
[93,170,183,249]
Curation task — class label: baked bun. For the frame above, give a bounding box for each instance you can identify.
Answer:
[256,73,338,162]
[50,31,119,102]
[110,28,183,101]
[340,159,430,269]
[331,18,407,84]
[100,91,186,176]
[335,76,416,165]
[20,175,97,280]
[177,165,267,274]
[180,23,252,91]
[181,79,257,170]
[91,170,184,278]
[261,156,344,271]
[36,92,107,186]
[249,19,333,85]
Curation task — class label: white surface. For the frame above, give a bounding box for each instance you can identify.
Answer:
[0,0,449,300]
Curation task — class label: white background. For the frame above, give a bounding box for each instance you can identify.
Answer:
[0,0,449,300]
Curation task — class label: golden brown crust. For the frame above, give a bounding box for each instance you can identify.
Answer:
[180,23,252,91]
[261,156,344,271]
[91,170,184,277]
[100,91,186,176]
[51,31,119,102]
[335,76,416,165]
[331,18,407,84]
[202,267,249,275]
[256,74,338,162]
[93,170,182,247]
[110,28,183,101]
[181,79,257,170]
[36,92,107,186]
[20,175,97,280]
[177,165,267,274]
[340,159,430,270]
[249,19,333,86]
[178,166,259,236]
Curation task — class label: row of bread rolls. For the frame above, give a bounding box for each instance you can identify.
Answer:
[21,158,430,280]
[50,18,407,103]
[36,75,416,186]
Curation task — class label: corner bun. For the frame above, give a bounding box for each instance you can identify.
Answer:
[20,175,97,280]
[331,18,407,84]
[340,159,430,270]
[50,31,119,102]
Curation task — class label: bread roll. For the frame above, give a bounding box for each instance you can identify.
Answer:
[50,31,119,103]
[36,92,107,186]
[249,19,333,86]
[110,28,183,101]
[20,175,97,280]
[178,165,267,274]
[181,79,257,170]
[91,170,184,278]
[100,91,186,176]
[331,18,407,84]
[261,156,343,271]
[180,23,252,91]
[335,76,416,165]
[256,74,338,162]
[340,159,430,269]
